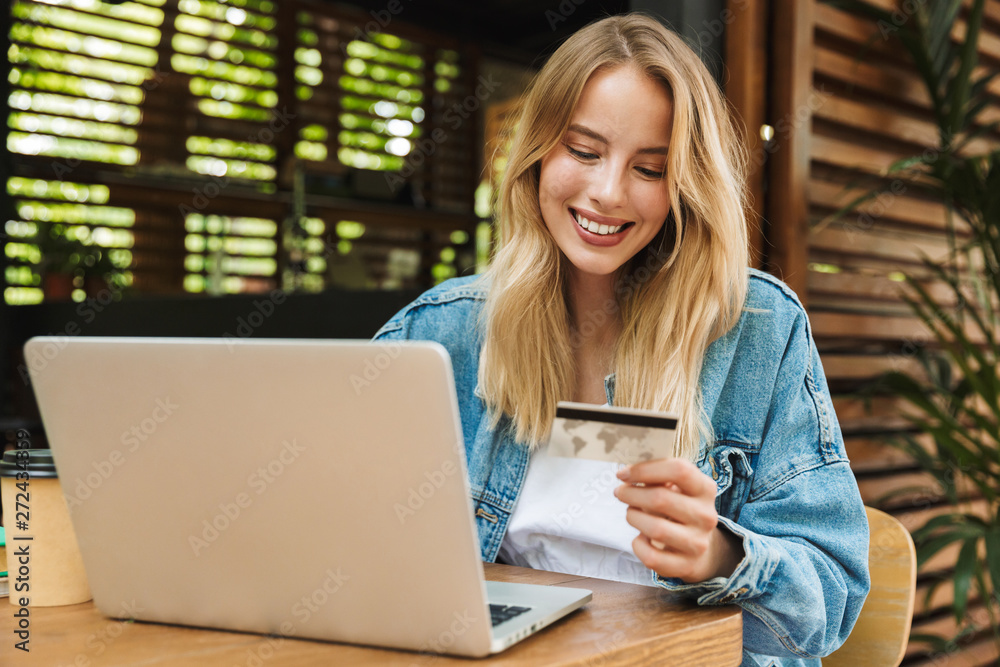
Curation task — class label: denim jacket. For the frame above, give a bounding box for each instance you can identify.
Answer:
[373,268,870,666]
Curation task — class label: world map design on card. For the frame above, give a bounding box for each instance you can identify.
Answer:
[547,402,679,464]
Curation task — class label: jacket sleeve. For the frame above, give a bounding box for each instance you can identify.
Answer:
[653,308,871,660]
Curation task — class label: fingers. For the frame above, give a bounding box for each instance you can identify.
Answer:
[631,534,705,582]
[624,506,711,559]
[611,459,743,582]
[617,458,716,501]
[613,475,717,531]
[612,458,724,581]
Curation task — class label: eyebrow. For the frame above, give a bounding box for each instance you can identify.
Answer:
[567,124,669,156]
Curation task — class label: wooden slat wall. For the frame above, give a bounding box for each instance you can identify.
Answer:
[745,0,1000,663]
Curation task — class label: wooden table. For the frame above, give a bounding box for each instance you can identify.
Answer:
[0,563,742,666]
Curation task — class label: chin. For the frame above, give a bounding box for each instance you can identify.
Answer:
[564,253,627,278]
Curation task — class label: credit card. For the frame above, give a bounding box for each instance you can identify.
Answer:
[547,401,679,464]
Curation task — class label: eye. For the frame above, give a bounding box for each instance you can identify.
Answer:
[566,144,598,160]
[636,166,665,179]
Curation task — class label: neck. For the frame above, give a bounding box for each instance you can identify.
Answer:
[566,270,621,349]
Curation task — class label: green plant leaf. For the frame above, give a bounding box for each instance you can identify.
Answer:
[915,525,986,567]
[908,269,1000,424]
[902,273,1000,419]
[876,483,945,507]
[912,512,978,537]
[813,188,884,232]
[985,526,1000,602]
[964,74,999,130]
[953,538,978,621]
[928,1,962,94]
[908,632,952,652]
[825,0,1000,642]
[944,0,986,138]
[879,371,984,467]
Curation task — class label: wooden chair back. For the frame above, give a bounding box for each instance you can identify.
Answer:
[824,506,916,667]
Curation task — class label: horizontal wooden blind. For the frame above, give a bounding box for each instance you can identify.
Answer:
[5,0,165,301]
[5,0,479,302]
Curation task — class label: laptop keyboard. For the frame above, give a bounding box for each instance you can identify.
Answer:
[489,604,532,626]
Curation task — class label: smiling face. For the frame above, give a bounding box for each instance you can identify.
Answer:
[539,66,673,281]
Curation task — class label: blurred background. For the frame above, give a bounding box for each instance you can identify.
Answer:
[1,1,999,664]
[0,0,733,417]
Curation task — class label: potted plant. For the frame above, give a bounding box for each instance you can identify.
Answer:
[824,0,1000,651]
[36,226,119,300]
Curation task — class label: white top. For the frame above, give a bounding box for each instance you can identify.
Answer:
[497,443,657,587]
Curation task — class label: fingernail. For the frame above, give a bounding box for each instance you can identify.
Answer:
[616,466,631,480]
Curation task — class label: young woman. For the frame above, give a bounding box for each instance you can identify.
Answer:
[374,13,869,666]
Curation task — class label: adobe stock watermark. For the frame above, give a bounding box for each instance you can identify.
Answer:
[189,439,307,556]
[875,0,928,39]
[384,74,499,193]
[64,397,180,512]
[545,0,586,30]
[691,0,763,51]
[289,566,351,626]
[415,609,478,655]
[549,463,624,535]
[751,86,831,174]
[236,566,351,667]
[51,600,144,667]
[340,0,415,54]
[585,630,628,666]
[19,334,78,386]
[223,289,288,350]
[178,107,297,218]
[838,136,953,243]
[393,460,459,523]
[17,274,130,387]
[402,608,479,666]
[569,243,672,350]
[841,182,910,244]
[51,65,170,182]
[349,341,403,394]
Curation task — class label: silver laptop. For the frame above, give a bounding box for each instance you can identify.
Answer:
[25,336,591,657]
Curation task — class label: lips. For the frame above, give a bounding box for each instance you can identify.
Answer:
[571,208,634,235]
[569,208,634,247]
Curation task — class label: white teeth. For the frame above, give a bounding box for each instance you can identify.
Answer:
[574,211,625,236]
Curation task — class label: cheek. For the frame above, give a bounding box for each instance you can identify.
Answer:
[539,156,581,205]
[635,184,670,222]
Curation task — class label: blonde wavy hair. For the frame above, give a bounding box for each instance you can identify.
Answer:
[477,13,750,460]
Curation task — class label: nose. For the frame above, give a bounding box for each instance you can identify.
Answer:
[589,158,628,212]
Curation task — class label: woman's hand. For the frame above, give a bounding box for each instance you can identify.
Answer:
[614,458,744,583]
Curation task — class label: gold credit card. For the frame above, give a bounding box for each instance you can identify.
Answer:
[547,401,679,464]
